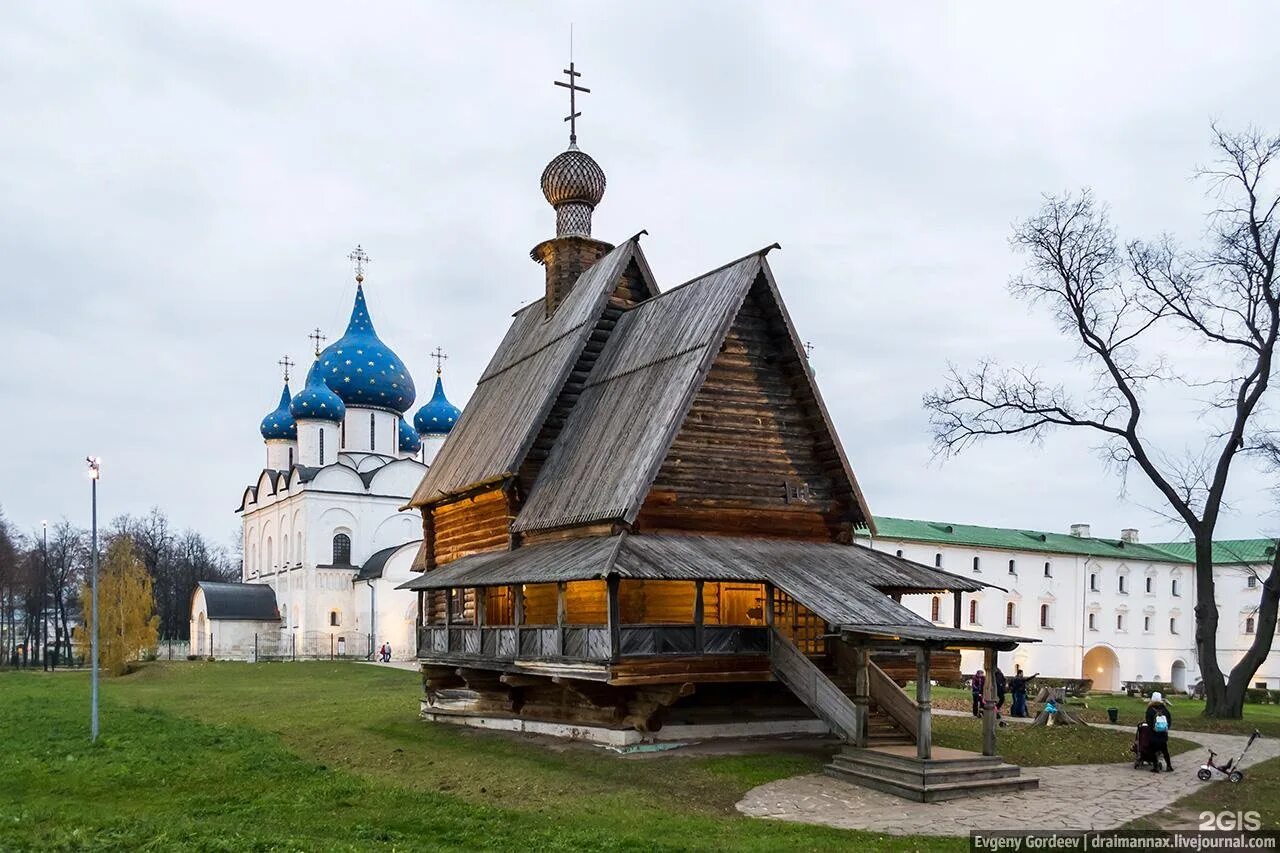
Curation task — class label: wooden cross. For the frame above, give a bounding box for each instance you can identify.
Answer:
[308,327,327,357]
[430,346,448,375]
[554,61,590,144]
[277,355,295,382]
[347,244,370,282]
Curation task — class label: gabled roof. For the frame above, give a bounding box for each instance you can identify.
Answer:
[870,516,1278,566]
[510,250,874,534]
[409,238,657,506]
[195,581,279,621]
[354,541,421,581]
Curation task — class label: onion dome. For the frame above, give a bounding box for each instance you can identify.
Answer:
[259,383,297,441]
[540,145,606,238]
[290,359,346,423]
[316,285,416,413]
[414,375,461,436]
[397,416,421,455]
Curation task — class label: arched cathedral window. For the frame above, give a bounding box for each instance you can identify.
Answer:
[332,533,352,565]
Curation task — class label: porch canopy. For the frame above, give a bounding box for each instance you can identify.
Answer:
[397,532,1013,643]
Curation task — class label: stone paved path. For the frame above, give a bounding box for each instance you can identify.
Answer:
[736,724,1277,836]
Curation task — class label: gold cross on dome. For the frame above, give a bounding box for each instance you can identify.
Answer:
[277,355,295,382]
[308,327,327,358]
[347,244,370,282]
[430,346,448,375]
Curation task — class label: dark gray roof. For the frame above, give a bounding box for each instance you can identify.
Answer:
[509,249,874,534]
[196,582,279,621]
[396,533,1006,640]
[409,239,655,506]
[842,624,1036,649]
[354,541,420,581]
[510,254,762,532]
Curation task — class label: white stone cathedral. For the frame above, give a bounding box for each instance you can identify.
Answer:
[188,255,460,661]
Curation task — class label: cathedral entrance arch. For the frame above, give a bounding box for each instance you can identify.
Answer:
[1171,659,1187,693]
[1083,645,1120,692]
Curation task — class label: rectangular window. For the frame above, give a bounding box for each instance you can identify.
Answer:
[935,553,943,568]
[1170,617,1177,634]
[1246,617,1256,634]
[1044,562,1052,578]
[1040,604,1049,627]
[1118,576,1126,594]
[1248,576,1258,589]
[1172,579,1180,596]
[1090,573,1098,592]
[341,419,346,448]
[1117,613,1124,630]
[972,556,980,572]
[1088,613,1096,631]
[1008,559,1016,575]
[1146,577,1153,594]
[1144,616,1151,632]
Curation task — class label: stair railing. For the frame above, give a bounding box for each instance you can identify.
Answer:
[769,628,859,741]
[867,659,920,740]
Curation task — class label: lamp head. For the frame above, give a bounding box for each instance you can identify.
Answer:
[86,456,101,480]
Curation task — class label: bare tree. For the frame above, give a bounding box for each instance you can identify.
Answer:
[924,127,1280,718]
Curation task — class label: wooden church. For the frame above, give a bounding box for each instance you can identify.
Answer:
[400,67,1038,800]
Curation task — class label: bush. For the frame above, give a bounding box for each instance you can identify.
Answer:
[1245,688,1271,704]
[1271,690,1280,705]
[1125,680,1174,698]
[1036,677,1093,696]
[186,655,199,661]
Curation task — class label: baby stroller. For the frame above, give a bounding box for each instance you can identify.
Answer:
[1132,722,1160,770]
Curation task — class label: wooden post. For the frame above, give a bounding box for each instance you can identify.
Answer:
[916,646,932,760]
[606,575,621,662]
[764,583,775,627]
[953,591,963,629]
[475,587,486,626]
[693,580,705,653]
[852,644,869,749]
[982,646,997,756]
[444,588,454,652]
[556,581,567,656]
[513,584,524,625]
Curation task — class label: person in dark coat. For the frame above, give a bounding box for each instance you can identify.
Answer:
[971,668,986,717]
[1144,692,1174,772]
[1010,668,1039,718]
[994,668,1008,725]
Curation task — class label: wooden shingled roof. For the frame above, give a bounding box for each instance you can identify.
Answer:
[408,239,657,506]
[396,533,1012,643]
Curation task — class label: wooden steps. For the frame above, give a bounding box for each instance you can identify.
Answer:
[825,747,1039,802]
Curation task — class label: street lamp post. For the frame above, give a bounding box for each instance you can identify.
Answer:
[86,456,100,742]
[41,520,48,672]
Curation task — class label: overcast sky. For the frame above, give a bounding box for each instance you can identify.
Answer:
[3,2,1279,549]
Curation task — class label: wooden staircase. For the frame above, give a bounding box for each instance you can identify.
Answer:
[768,629,1039,801]
[825,747,1039,802]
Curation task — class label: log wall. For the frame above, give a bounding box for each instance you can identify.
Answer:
[636,287,849,541]
[431,488,513,566]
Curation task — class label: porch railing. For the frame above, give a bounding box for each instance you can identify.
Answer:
[417,624,768,661]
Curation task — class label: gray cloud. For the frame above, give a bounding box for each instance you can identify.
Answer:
[3,1,1278,546]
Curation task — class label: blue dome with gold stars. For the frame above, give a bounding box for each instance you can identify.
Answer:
[316,285,415,413]
[291,360,346,422]
[398,416,421,455]
[414,375,461,436]
[259,383,297,440]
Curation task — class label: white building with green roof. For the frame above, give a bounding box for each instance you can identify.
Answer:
[857,518,1277,692]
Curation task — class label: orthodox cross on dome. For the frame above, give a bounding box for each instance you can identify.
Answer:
[554,60,590,145]
[804,341,815,359]
[430,346,448,375]
[277,355,295,382]
[347,244,371,283]
[308,327,327,358]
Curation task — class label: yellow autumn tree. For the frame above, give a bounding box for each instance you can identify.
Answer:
[74,538,159,676]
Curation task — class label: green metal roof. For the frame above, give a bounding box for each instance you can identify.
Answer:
[866,516,1275,566]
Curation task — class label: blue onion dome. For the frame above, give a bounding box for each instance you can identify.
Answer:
[316,285,416,413]
[259,383,297,440]
[398,416,421,455]
[414,375,461,436]
[290,359,346,422]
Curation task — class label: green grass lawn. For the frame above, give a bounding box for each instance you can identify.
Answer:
[0,663,954,852]
[930,715,1196,766]
[925,685,1280,737]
